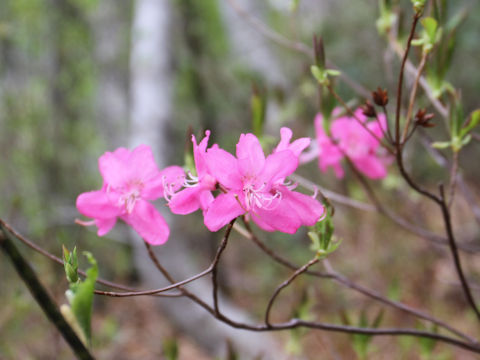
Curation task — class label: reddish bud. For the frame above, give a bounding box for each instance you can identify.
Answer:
[361,100,377,118]
[414,109,435,128]
[372,87,389,106]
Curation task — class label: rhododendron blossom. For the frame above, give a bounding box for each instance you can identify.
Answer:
[203,132,325,233]
[76,145,184,245]
[315,109,390,179]
[168,131,217,215]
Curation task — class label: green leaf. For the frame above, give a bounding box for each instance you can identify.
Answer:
[421,17,438,42]
[63,245,78,284]
[163,338,179,360]
[460,110,480,138]
[431,141,451,149]
[251,85,267,137]
[69,251,98,346]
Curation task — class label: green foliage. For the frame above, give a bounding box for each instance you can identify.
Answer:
[286,290,314,355]
[163,338,179,360]
[418,324,438,359]
[342,309,384,360]
[311,65,341,87]
[376,0,397,34]
[308,206,340,258]
[412,17,442,53]
[432,98,479,152]
[251,84,267,138]
[63,248,98,346]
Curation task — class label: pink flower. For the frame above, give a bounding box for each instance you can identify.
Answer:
[315,109,390,179]
[203,132,325,233]
[168,131,217,215]
[274,127,311,158]
[76,145,184,245]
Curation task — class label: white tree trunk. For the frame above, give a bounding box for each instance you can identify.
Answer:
[128,1,284,358]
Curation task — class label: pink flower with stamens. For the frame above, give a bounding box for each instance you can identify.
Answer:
[76,145,184,245]
[168,131,217,215]
[315,109,390,179]
[203,132,325,233]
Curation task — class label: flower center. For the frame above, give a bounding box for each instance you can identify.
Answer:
[243,182,281,211]
[118,181,143,214]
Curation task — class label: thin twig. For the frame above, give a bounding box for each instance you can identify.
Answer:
[212,219,236,315]
[241,220,476,342]
[401,52,428,143]
[327,84,394,154]
[387,33,448,120]
[395,13,421,147]
[0,229,95,360]
[0,218,183,296]
[448,151,459,209]
[265,258,319,326]
[439,185,480,321]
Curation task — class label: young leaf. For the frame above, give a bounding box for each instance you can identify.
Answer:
[69,251,98,346]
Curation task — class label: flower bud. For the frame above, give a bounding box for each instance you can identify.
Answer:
[415,109,435,127]
[372,87,389,106]
[361,100,377,118]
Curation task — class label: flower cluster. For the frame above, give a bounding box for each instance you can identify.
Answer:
[313,108,391,179]
[76,129,326,245]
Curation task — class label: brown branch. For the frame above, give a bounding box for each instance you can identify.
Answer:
[212,219,236,315]
[327,84,395,154]
[387,33,448,120]
[0,228,95,360]
[265,257,319,326]
[439,185,480,321]
[401,51,428,143]
[395,13,421,147]
[241,218,476,342]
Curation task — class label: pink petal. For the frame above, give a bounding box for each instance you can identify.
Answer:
[252,200,302,234]
[205,147,242,190]
[76,190,121,219]
[95,218,117,236]
[193,130,211,177]
[142,165,185,200]
[353,155,388,179]
[275,127,310,157]
[98,149,129,188]
[128,145,163,182]
[279,188,325,227]
[204,193,245,231]
[125,199,170,245]
[261,150,298,185]
[169,186,203,215]
[236,133,265,177]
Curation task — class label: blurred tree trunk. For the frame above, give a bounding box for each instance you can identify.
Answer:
[127,0,283,358]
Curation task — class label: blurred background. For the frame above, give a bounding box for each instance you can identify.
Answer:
[1,0,480,358]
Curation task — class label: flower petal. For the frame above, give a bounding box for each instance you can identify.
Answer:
[236,133,265,177]
[275,127,310,157]
[128,145,163,183]
[353,155,388,179]
[205,147,242,190]
[193,130,211,177]
[279,188,325,227]
[252,200,302,234]
[125,200,170,245]
[95,218,117,236]
[76,190,121,219]
[261,150,298,185]
[98,149,130,188]
[169,186,203,215]
[142,165,185,200]
[204,193,245,231]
